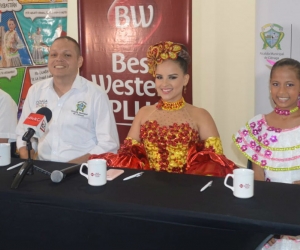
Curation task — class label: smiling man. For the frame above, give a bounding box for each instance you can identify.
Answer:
[16,36,119,163]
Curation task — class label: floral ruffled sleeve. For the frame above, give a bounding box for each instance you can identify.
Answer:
[89,137,150,170]
[186,137,236,177]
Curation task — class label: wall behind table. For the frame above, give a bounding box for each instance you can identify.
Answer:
[68,1,255,168]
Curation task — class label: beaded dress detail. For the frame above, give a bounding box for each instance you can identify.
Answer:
[140,97,199,173]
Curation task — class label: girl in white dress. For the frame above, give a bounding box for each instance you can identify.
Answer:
[28,27,45,65]
[234,58,300,249]
[3,18,24,67]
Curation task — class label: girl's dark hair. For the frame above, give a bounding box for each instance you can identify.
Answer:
[270,58,300,80]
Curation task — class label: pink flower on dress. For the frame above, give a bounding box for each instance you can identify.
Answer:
[255,146,261,152]
[264,150,272,157]
[242,130,248,136]
[258,119,264,126]
[250,122,256,128]
[236,137,242,143]
[241,145,247,151]
[270,135,278,143]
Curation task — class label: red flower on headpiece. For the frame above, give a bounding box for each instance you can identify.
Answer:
[147,41,182,77]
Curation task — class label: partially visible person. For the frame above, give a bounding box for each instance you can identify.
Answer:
[3,18,24,67]
[233,58,300,249]
[0,26,6,67]
[0,89,17,143]
[28,27,46,65]
[16,36,119,164]
[91,41,236,176]
[54,24,67,40]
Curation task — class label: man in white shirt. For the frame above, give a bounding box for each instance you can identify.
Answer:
[0,89,17,143]
[16,36,119,163]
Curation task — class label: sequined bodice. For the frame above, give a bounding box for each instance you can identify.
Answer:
[140,120,200,172]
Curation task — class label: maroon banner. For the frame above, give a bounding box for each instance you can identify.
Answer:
[78,0,192,143]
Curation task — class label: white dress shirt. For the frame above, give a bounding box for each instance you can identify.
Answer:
[16,75,119,162]
[0,89,17,141]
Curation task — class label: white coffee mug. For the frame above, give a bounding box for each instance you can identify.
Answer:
[224,168,254,198]
[0,143,11,166]
[80,159,107,186]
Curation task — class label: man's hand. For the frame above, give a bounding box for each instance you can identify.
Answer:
[19,146,35,159]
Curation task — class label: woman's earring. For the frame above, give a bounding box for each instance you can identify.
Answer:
[183,86,187,94]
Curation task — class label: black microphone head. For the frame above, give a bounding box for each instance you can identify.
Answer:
[36,107,52,122]
[50,170,64,183]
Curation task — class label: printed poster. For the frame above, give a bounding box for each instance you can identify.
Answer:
[0,0,67,118]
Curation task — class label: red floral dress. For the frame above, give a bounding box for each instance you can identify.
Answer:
[91,120,235,177]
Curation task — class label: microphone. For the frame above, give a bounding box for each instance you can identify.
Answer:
[33,165,51,176]
[22,107,52,141]
[11,107,52,189]
[50,164,81,183]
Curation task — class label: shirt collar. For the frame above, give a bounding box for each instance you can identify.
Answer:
[70,75,84,90]
[41,75,83,90]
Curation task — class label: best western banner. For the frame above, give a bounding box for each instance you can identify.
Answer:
[0,0,67,118]
[255,0,300,114]
[78,0,192,142]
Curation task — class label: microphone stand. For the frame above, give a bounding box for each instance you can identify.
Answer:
[11,137,35,189]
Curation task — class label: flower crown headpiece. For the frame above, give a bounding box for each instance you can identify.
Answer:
[146,41,186,77]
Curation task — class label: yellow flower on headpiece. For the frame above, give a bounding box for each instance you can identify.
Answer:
[147,41,182,77]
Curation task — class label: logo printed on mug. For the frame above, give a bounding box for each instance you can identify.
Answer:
[90,172,101,177]
[239,183,251,189]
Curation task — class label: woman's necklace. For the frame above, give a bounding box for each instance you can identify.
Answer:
[156,97,185,111]
[274,106,299,116]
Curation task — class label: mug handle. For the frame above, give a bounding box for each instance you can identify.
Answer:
[224,174,234,191]
[80,163,88,179]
